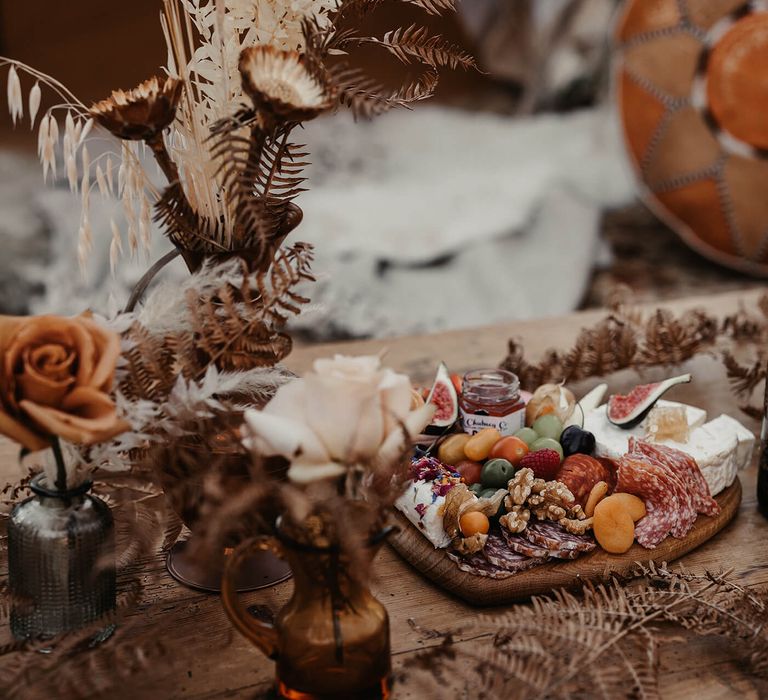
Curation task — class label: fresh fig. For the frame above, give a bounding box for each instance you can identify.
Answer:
[425,362,459,434]
[607,374,691,429]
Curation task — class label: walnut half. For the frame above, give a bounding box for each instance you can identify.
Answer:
[507,468,534,505]
[559,516,594,535]
[499,506,530,533]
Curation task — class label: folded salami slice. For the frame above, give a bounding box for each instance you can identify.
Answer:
[631,438,719,518]
[617,454,678,548]
[483,533,544,572]
[500,527,550,558]
[522,521,597,555]
[633,448,694,538]
[446,550,517,579]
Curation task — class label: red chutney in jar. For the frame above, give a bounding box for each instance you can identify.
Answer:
[459,369,526,436]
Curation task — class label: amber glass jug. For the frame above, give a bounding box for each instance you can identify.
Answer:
[222,525,393,699]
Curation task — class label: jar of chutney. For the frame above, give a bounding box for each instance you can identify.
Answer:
[459,369,526,436]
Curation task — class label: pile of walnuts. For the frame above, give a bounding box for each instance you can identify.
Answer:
[500,468,592,535]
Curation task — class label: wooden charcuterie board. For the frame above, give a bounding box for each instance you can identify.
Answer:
[389,477,742,606]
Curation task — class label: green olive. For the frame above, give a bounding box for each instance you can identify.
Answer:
[480,458,516,489]
[468,482,485,496]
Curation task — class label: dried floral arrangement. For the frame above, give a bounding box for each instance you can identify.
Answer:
[187,354,435,566]
[2,0,474,275]
[500,288,768,418]
[0,0,475,544]
[397,562,768,699]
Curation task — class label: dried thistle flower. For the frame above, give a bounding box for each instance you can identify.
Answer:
[90,75,183,141]
[239,46,334,122]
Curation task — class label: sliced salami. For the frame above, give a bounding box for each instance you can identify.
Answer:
[522,520,597,556]
[631,438,719,518]
[556,454,613,507]
[483,533,543,572]
[628,439,695,537]
[637,450,693,537]
[616,454,678,548]
[447,550,517,579]
[499,527,550,558]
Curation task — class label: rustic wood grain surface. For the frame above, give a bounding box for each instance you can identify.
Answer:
[1,287,767,699]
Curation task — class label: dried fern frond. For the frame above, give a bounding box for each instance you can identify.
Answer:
[397,563,768,698]
[401,0,457,16]
[721,350,767,398]
[348,24,478,71]
[501,291,768,418]
[332,64,439,118]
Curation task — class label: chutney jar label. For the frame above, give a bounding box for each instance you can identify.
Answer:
[460,407,525,436]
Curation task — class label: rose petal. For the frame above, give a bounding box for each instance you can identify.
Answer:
[17,347,75,405]
[28,344,74,380]
[375,403,436,467]
[78,316,121,390]
[264,378,307,419]
[287,460,346,484]
[377,368,413,435]
[244,409,330,463]
[20,386,127,446]
[0,409,49,452]
[312,354,381,383]
[303,372,384,462]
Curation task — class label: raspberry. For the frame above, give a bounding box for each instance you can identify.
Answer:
[519,449,561,481]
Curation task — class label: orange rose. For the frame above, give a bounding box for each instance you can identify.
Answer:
[0,314,129,452]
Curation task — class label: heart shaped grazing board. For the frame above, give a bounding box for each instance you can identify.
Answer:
[389,477,741,607]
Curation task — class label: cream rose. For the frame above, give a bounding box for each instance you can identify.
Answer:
[243,355,434,483]
[0,314,129,452]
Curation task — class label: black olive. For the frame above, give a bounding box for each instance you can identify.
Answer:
[560,426,596,457]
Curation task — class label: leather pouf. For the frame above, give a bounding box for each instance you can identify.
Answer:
[616,0,768,275]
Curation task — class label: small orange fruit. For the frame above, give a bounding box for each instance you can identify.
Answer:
[459,511,490,537]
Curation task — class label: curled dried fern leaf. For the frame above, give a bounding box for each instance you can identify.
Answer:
[398,563,768,698]
[350,24,478,71]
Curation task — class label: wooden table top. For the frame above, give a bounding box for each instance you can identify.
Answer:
[2,287,767,699]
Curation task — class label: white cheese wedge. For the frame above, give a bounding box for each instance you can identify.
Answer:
[585,402,754,496]
[584,401,708,460]
[666,423,738,496]
[395,481,451,548]
[709,413,755,471]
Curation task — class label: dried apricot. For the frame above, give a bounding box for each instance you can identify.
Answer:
[605,493,646,522]
[585,481,609,517]
[459,511,490,537]
[437,433,471,466]
[593,495,636,554]
[464,428,502,461]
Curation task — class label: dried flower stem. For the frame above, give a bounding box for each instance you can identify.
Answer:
[50,437,67,493]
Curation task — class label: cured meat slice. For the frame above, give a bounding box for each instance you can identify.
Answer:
[500,527,550,558]
[522,521,597,556]
[628,442,695,538]
[483,533,544,572]
[630,438,719,518]
[556,454,613,507]
[616,454,679,548]
[596,457,618,492]
[447,550,517,579]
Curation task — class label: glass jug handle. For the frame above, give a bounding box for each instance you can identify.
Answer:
[221,536,283,660]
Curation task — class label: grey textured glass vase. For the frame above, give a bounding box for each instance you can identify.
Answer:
[7,474,116,640]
